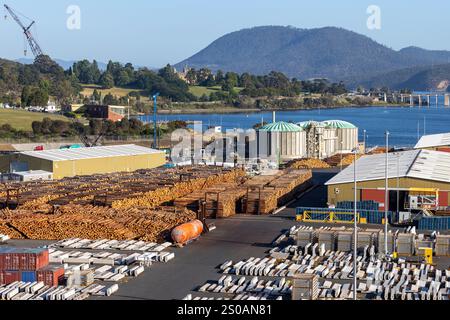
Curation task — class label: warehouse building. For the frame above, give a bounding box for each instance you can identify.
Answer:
[415,132,450,152]
[325,149,450,212]
[0,144,166,180]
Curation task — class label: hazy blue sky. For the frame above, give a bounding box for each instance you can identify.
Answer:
[1,0,449,67]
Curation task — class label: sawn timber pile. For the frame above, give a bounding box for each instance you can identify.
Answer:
[0,205,196,242]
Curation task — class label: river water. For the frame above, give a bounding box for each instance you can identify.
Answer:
[139,104,450,148]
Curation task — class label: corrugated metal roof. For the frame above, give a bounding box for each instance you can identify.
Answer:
[322,120,356,129]
[414,132,450,149]
[297,120,323,129]
[20,144,163,162]
[408,149,450,182]
[296,120,356,129]
[326,149,450,185]
[259,121,302,132]
[326,150,420,185]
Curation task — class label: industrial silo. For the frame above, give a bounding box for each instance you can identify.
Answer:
[321,120,358,153]
[258,121,306,161]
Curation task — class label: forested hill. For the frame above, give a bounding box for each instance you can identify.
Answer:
[359,64,450,91]
[175,26,450,84]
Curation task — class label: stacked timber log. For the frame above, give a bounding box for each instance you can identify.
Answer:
[173,183,236,213]
[242,169,313,215]
[0,167,245,211]
[0,205,196,242]
[203,187,248,218]
[289,159,331,169]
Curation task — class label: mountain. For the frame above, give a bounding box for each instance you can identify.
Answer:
[175,26,450,85]
[399,47,450,64]
[360,64,450,91]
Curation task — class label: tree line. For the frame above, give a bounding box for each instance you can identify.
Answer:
[29,117,187,139]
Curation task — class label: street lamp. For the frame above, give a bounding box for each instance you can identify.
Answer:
[363,130,367,154]
[396,152,400,219]
[152,93,160,149]
[340,141,344,172]
[384,131,390,256]
[352,147,358,300]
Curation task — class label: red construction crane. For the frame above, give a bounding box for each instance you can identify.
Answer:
[4,4,44,57]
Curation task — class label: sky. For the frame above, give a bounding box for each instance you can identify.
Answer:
[1,0,449,68]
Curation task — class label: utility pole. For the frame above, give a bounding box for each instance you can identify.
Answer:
[152,93,160,149]
[384,131,390,255]
[353,148,358,300]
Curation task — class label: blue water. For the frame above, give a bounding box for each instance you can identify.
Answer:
[138,105,450,148]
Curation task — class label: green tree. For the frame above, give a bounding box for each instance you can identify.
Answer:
[99,72,114,89]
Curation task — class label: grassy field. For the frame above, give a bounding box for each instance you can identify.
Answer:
[189,85,244,98]
[80,85,150,102]
[0,109,70,131]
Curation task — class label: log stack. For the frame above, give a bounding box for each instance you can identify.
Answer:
[242,169,313,215]
[0,166,245,211]
[289,159,331,169]
[0,205,196,243]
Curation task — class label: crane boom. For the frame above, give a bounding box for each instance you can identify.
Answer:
[4,4,44,57]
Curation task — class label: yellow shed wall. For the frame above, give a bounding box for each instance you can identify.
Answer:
[52,152,166,179]
[327,177,450,206]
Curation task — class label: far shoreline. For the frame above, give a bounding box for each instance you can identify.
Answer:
[156,103,412,115]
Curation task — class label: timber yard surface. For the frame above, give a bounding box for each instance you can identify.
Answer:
[4,169,449,300]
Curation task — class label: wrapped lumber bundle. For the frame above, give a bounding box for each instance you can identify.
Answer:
[289,158,331,169]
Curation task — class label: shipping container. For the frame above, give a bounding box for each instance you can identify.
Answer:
[21,271,37,283]
[0,248,49,271]
[36,265,65,287]
[418,216,450,230]
[0,270,20,285]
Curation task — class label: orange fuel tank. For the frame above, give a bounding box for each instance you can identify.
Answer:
[171,220,204,244]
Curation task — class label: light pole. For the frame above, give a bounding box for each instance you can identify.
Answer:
[363,130,367,153]
[340,141,344,171]
[353,148,358,300]
[396,152,400,219]
[152,93,160,149]
[384,131,390,256]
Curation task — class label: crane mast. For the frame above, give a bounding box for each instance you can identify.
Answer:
[4,4,44,57]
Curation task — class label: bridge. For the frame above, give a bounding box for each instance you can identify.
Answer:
[381,93,450,107]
